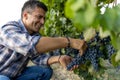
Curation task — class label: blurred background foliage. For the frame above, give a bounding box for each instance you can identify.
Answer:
[40,0,120,79]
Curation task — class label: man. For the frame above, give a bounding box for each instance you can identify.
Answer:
[0,0,87,80]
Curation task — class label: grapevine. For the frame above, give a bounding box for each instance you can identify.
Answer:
[66,32,116,71]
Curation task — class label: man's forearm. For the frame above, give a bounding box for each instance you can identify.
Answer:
[35,37,68,53]
[47,56,60,65]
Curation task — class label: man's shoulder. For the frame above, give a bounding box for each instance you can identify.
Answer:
[0,20,22,31]
[2,20,20,27]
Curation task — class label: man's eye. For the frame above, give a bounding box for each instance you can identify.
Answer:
[38,16,42,19]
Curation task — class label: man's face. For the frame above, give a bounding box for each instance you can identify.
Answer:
[24,7,46,34]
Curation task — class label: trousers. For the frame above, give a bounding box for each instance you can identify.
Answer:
[0,66,53,80]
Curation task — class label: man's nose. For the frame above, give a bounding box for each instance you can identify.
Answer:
[40,18,45,24]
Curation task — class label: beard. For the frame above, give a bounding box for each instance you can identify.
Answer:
[34,23,43,32]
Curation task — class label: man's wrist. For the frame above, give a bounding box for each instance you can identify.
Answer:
[58,55,61,63]
[66,37,70,48]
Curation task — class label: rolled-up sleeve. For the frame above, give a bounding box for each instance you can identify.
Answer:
[30,53,51,66]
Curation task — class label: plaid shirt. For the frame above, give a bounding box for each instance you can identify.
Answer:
[0,20,50,78]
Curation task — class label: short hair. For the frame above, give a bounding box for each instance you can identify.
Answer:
[21,0,48,17]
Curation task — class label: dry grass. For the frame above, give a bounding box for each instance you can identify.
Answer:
[28,61,120,80]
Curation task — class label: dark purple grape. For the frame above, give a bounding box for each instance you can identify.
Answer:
[66,32,116,71]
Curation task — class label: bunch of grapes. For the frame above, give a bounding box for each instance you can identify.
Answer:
[66,32,116,71]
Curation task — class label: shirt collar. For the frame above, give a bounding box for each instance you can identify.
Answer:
[18,19,28,33]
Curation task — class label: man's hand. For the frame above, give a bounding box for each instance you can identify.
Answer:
[79,40,87,56]
[59,55,78,70]
[70,38,87,56]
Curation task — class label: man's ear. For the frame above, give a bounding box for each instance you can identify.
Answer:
[23,11,29,20]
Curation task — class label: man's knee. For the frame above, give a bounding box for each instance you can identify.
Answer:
[44,67,53,76]
[33,66,53,76]
[0,75,10,80]
[41,67,53,80]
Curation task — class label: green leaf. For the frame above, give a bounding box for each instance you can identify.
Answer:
[65,0,75,18]
[111,53,119,67]
[115,50,120,62]
[114,5,120,32]
[99,58,108,68]
[71,0,85,11]
[100,8,116,31]
[84,4,96,27]
[83,28,96,41]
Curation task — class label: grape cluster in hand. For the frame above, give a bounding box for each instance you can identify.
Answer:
[66,32,116,71]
